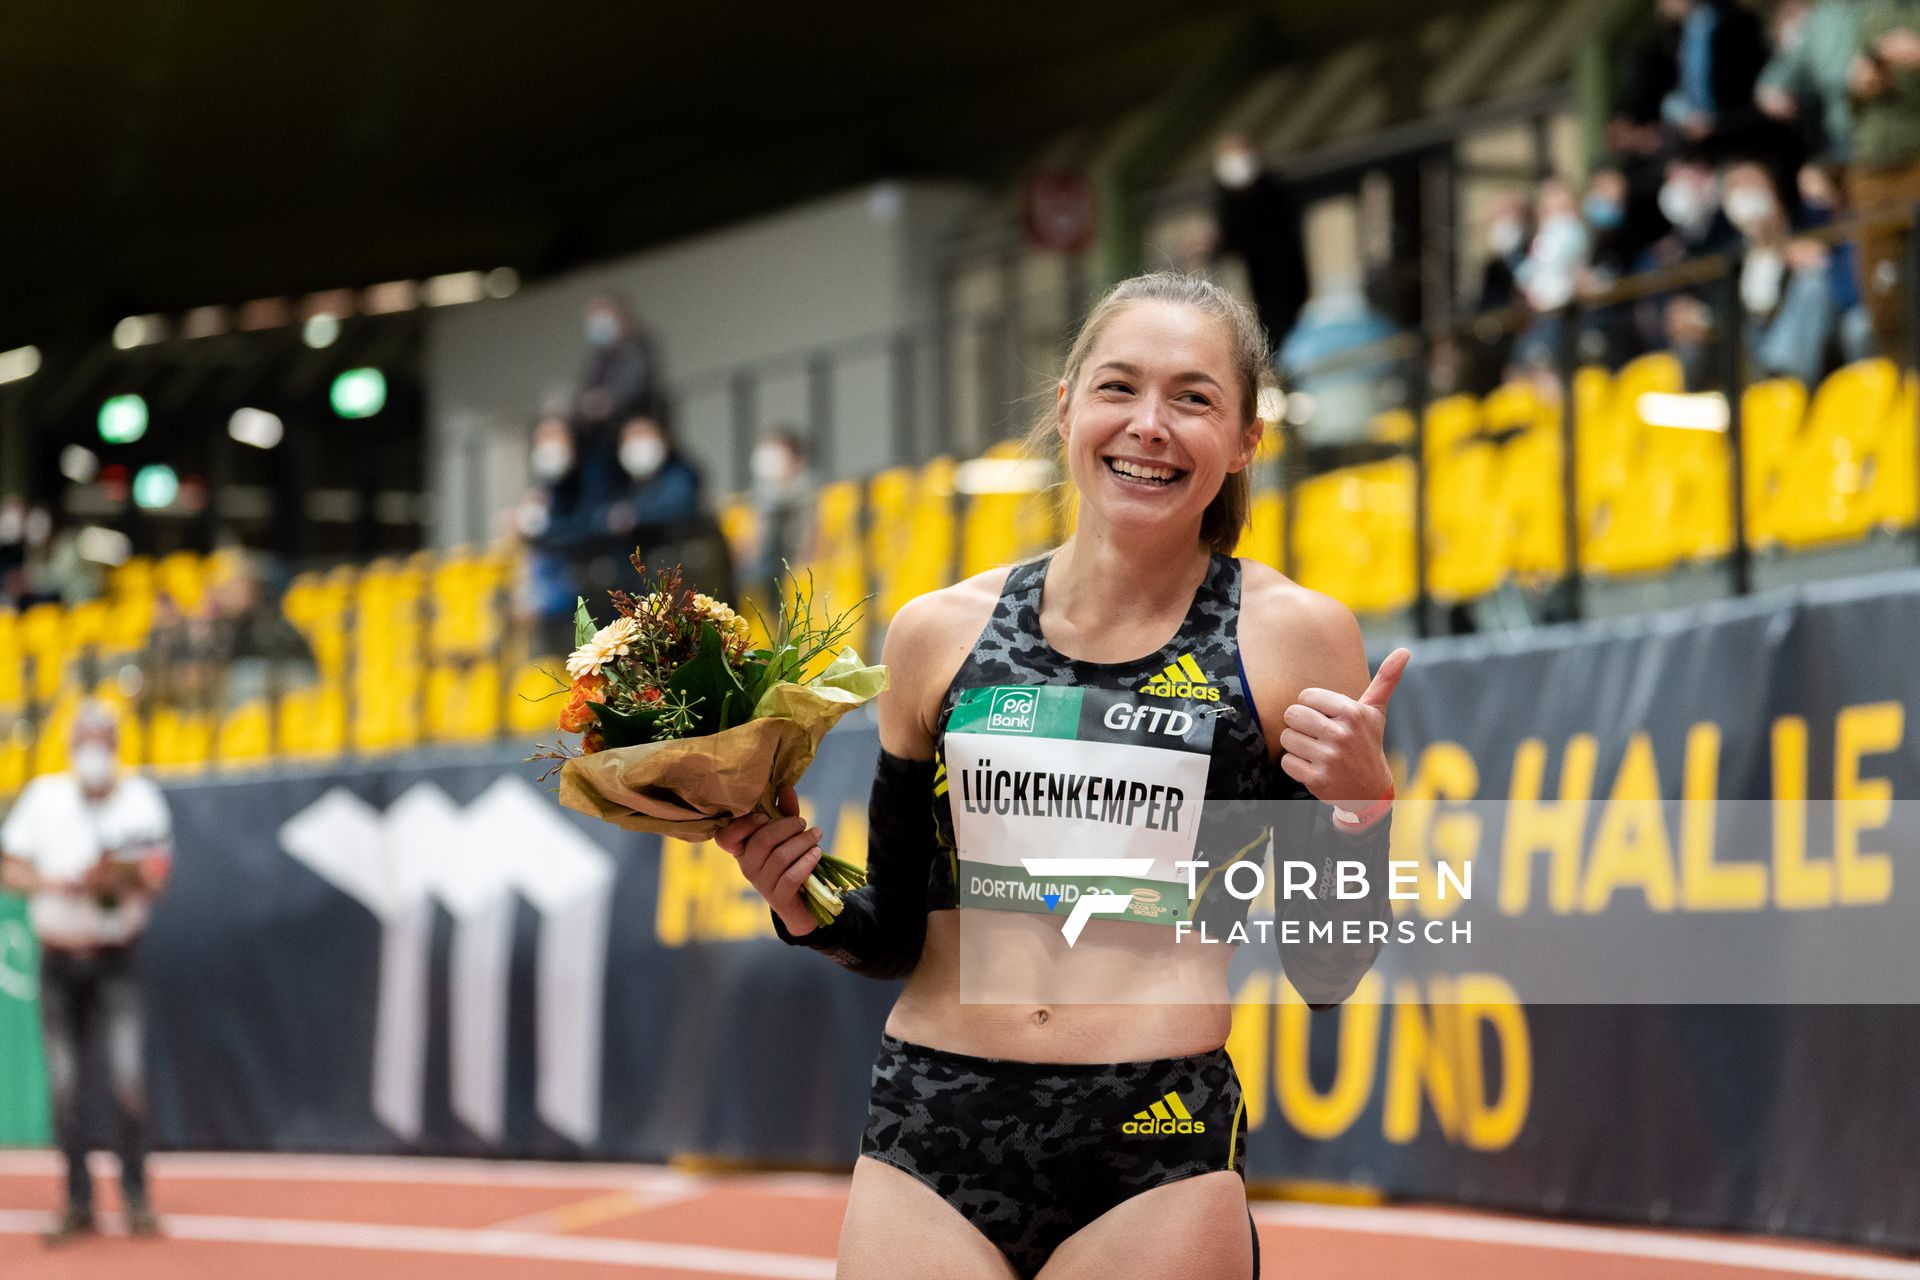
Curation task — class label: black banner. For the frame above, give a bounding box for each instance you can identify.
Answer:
[102,569,1920,1250]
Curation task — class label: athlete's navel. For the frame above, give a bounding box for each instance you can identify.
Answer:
[1030,1007,1051,1026]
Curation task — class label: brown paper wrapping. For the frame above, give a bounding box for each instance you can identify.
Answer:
[555,660,886,839]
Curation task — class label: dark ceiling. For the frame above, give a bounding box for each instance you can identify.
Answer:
[1,0,1470,350]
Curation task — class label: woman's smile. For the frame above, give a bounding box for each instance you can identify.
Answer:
[1103,454,1189,489]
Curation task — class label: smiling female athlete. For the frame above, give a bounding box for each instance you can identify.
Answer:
[717,273,1408,1280]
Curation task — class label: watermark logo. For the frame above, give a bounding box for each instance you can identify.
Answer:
[1020,857,1151,945]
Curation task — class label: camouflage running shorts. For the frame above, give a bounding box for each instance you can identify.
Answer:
[859,1034,1254,1277]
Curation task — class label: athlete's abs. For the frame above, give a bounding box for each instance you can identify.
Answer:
[886,913,1235,1061]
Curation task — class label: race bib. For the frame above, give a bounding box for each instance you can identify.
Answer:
[943,685,1215,926]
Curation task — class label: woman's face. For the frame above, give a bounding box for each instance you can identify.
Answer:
[1056,300,1257,542]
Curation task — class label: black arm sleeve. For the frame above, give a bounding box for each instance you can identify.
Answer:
[1273,803,1394,1011]
[769,749,935,980]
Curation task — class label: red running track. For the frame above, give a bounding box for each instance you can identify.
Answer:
[0,1152,1914,1279]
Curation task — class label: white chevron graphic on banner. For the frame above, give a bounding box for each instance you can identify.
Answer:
[278,777,613,1147]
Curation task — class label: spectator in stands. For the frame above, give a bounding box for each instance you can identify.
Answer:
[1724,160,1844,384]
[1656,0,1775,156]
[607,414,703,537]
[574,296,662,459]
[1847,3,1920,360]
[1459,192,1533,392]
[1610,6,1682,160]
[1476,192,1532,314]
[1277,276,1400,450]
[0,702,171,1244]
[517,414,606,655]
[1758,0,1864,163]
[1208,133,1310,352]
[1653,152,1740,264]
[1642,152,1740,384]
[137,591,196,716]
[1511,178,1593,368]
[746,425,816,608]
[1797,158,1877,363]
[603,412,734,599]
[205,557,316,710]
[1579,166,1653,366]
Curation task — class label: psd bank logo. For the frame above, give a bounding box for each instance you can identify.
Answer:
[987,687,1038,733]
[278,777,613,1147]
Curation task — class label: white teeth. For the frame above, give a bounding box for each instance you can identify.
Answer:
[1107,458,1179,483]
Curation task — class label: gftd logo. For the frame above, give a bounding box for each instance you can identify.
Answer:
[278,777,613,1147]
[1020,857,1150,946]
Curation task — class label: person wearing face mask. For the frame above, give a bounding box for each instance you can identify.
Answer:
[599,413,739,601]
[0,702,172,1244]
[1578,167,1656,367]
[1713,161,1841,386]
[1641,154,1741,378]
[1511,179,1594,369]
[1456,191,1532,394]
[574,295,662,444]
[745,426,817,609]
[1797,160,1877,364]
[520,415,607,655]
[1208,134,1309,354]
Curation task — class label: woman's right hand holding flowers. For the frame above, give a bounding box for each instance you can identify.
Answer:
[715,785,824,937]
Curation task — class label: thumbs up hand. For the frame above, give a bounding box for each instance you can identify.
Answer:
[1277,647,1409,811]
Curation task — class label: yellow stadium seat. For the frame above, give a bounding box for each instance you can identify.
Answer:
[866,467,916,627]
[1490,385,1567,583]
[426,660,502,744]
[155,550,206,613]
[1868,372,1918,530]
[31,696,77,777]
[1422,395,1502,602]
[107,556,154,602]
[21,602,67,703]
[1741,378,1810,549]
[508,663,569,736]
[215,700,273,768]
[277,685,348,761]
[0,610,22,713]
[1775,359,1903,548]
[961,444,1058,578]
[804,479,869,657]
[1291,460,1416,614]
[1234,488,1284,571]
[146,706,213,774]
[0,720,30,794]
[1371,408,1416,446]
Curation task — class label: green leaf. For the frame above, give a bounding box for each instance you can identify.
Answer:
[664,622,747,738]
[588,699,662,748]
[573,597,596,649]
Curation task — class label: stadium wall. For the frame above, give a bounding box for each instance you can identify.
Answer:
[3,569,1917,1249]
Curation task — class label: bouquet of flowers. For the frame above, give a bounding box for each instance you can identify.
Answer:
[540,559,885,926]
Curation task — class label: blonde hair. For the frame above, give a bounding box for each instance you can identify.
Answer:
[1024,272,1272,554]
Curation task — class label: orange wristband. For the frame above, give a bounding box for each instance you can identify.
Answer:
[1331,787,1394,831]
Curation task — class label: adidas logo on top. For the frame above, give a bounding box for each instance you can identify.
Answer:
[1138,653,1220,702]
[1122,1090,1208,1135]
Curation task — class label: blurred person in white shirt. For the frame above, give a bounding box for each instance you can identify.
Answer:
[0,701,172,1244]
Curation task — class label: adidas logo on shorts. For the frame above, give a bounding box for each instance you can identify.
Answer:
[1137,653,1220,702]
[1122,1090,1207,1136]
